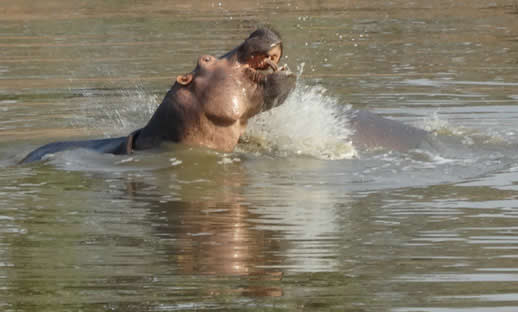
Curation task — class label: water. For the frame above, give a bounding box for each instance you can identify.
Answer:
[2,1,518,311]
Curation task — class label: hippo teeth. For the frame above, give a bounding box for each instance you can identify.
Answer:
[245,62,289,84]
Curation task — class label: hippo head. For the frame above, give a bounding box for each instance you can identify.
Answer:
[134,28,296,152]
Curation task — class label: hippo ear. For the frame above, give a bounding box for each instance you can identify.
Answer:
[176,73,193,85]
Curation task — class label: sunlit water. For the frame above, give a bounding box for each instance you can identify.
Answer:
[2,1,518,311]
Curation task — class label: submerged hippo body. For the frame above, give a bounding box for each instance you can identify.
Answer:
[20,28,296,164]
[19,137,132,163]
[347,109,429,152]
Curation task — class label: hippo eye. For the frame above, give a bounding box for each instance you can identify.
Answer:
[203,56,212,63]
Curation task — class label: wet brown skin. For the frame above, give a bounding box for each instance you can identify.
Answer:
[20,28,296,163]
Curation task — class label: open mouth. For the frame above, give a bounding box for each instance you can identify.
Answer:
[245,46,290,84]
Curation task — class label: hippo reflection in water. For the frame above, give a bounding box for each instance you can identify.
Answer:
[20,28,296,163]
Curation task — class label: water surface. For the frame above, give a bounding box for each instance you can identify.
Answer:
[2,1,518,311]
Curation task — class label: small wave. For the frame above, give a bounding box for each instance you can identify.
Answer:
[404,79,518,87]
[418,112,508,146]
[45,148,170,172]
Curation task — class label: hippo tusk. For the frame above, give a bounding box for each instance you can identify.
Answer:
[264,58,278,72]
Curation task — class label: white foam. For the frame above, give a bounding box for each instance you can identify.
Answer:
[419,111,452,133]
[169,157,183,166]
[244,83,357,160]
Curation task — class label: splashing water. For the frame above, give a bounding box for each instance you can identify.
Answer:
[72,87,160,137]
[103,89,159,135]
[243,83,357,160]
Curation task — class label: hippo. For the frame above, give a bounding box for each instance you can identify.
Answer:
[346,109,429,152]
[20,28,296,163]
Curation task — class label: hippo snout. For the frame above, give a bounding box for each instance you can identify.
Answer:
[262,68,297,111]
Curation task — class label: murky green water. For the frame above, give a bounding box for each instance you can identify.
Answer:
[2,1,518,311]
